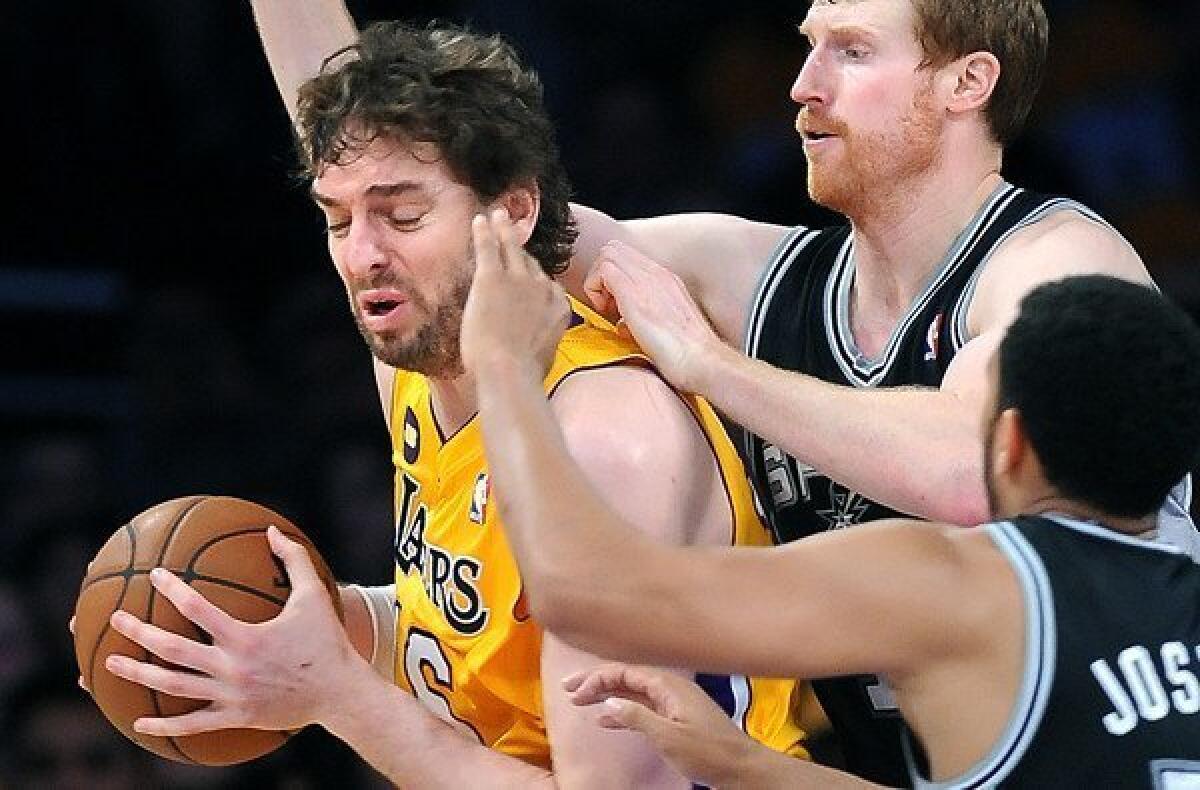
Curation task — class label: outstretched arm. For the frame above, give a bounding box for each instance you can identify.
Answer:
[566,205,788,345]
[462,213,992,682]
[249,0,358,123]
[586,211,1156,525]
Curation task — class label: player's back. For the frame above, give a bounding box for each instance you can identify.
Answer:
[910,514,1200,788]
[386,298,806,768]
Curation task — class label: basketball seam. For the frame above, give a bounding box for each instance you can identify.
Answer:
[86,567,290,608]
[85,519,135,694]
[147,495,210,764]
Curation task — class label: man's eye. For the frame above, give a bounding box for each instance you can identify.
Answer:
[327,220,351,238]
[388,214,423,229]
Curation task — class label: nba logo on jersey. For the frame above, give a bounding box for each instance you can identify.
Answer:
[923,313,944,362]
[403,406,421,464]
[469,472,489,524]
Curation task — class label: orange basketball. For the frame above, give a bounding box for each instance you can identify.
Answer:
[72,495,343,765]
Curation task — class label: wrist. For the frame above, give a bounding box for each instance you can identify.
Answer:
[715,736,793,790]
[315,647,382,733]
[475,345,547,383]
[687,333,738,397]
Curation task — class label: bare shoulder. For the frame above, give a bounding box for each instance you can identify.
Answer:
[547,364,721,545]
[548,364,703,462]
[968,209,1153,334]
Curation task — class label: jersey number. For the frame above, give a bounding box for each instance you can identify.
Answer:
[403,629,482,742]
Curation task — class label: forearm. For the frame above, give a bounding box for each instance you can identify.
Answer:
[321,658,554,787]
[698,343,988,524]
[717,740,887,790]
[249,0,358,121]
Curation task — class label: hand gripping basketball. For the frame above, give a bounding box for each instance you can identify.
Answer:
[73,496,348,765]
[103,525,357,740]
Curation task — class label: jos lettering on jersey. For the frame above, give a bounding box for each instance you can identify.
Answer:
[761,442,869,530]
[394,472,491,636]
[1091,641,1200,736]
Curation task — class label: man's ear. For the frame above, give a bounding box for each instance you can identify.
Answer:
[991,407,1028,478]
[494,182,541,246]
[943,51,1001,116]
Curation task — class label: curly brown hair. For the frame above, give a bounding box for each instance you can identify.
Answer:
[295,21,577,275]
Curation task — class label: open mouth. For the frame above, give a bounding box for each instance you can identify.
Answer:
[357,289,410,322]
[365,298,401,317]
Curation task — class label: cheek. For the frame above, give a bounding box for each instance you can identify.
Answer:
[846,68,918,128]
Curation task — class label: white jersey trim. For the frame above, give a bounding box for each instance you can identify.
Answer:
[826,182,1020,387]
[906,520,1058,789]
[744,225,820,359]
[949,197,1111,349]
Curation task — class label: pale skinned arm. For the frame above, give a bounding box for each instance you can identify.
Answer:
[563,665,884,790]
[567,204,787,343]
[588,213,1155,525]
[463,213,994,682]
[249,0,358,123]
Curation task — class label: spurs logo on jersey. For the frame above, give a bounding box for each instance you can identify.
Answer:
[760,441,869,532]
[394,471,490,636]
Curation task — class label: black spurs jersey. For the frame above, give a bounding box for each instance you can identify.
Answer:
[905,515,1200,789]
[741,181,1108,786]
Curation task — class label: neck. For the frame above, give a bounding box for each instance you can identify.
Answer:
[847,158,1003,318]
[428,372,478,439]
[1019,496,1157,538]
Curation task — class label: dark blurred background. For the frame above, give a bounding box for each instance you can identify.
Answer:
[2,1,1198,786]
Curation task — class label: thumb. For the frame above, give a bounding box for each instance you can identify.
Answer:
[267,525,322,592]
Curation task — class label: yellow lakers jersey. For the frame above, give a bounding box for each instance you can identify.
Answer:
[387,298,806,768]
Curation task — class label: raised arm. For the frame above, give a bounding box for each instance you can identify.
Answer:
[589,213,1155,525]
[249,0,358,122]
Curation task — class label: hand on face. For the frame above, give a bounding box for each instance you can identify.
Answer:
[584,242,721,394]
[461,209,570,381]
[103,526,363,737]
[563,663,752,788]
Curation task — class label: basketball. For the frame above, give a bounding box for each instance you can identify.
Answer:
[72,495,344,766]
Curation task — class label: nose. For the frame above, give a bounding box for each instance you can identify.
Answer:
[790,50,826,108]
[338,217,390,280]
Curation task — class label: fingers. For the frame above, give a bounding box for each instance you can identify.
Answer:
[596,696,669,736]
[132,707,237,738]
[564,663,659,704]
[105,653,220,701]
[589,257,640,310]
[266,525,322,594]
[144,569,238,645]
[109,609,219,675]
[472,213,504,275]
[492,211,543,278]
[583,267,615,316]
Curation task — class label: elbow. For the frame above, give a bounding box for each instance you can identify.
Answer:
[897,447,989,526]
[522,566,586,636]
[936,456,990,526]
